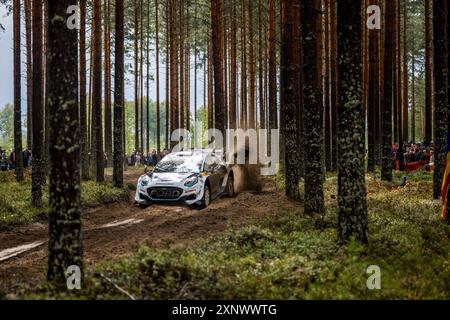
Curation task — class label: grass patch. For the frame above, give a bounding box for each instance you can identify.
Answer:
[0,171,128,228]
[19,169,450,299]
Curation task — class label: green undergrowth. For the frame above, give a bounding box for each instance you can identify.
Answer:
[24,168,450,300]
[0,171,128,228]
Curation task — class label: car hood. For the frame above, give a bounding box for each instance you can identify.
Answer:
[150,172,197,184]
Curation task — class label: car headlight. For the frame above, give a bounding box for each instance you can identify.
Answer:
[184,175,199,187]
[140,175,150,187]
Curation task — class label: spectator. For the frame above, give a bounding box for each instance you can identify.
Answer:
[131,151,136,166]
[135,151,141,167]
[9,149,15,170]
[1,150,7,171]
[426,150,435,171]
[23,147,31,168]
[104,152,108,168]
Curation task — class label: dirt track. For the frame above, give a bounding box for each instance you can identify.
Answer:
[0,170,301,293]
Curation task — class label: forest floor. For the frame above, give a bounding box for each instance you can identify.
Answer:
[0,167,296,295]
[1,168,450,299]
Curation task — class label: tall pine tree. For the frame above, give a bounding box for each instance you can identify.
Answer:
[47,0,82,286]
[336,0,368,243]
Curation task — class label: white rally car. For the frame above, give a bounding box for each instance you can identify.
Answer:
[135,149,235,209]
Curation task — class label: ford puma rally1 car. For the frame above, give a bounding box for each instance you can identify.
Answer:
[135,150,235,209]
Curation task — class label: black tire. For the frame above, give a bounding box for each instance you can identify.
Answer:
[136,202,151,209]
[226,174,236,197]
[199,184,211,209]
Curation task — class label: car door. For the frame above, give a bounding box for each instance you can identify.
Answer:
[206,155,220,195]
[214,157,227,190]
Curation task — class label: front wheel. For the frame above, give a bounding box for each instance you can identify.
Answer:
[199,185,211,209]
[135,201,151,208]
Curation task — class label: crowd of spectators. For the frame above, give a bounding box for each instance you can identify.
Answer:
[0,146,32,171]
[1,146,169,173]
[390,142,434,171]
[125,148,170,168]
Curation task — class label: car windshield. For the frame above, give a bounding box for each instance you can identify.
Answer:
[154,157,203,174]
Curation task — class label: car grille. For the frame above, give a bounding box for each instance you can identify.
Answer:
[147,187,183,200]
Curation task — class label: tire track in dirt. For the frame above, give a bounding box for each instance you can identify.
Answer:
[0,171,301,293]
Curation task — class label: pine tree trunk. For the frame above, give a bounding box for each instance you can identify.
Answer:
[92,0,104,182]
[155,0,161,154]
[186,5,191,132]
[194,3,198,132]
[257,0,264,131]
[47,0,82,286]
[88,32,93,157]
[268,0,277,132]
[146,0,150,155]
[194,0,199,134]
[25,0,32,149]
[240,0,247,130]
[104,0,112,167]
[222,7,227,133]
[211,0,225,136]
[279,0,285,165]
[433,0,448,199]
[324,0,331,172]
[392,0,399,145]
[248,0,256,129]
[376,0,384,167]
[79,0,89,180]
[123,87,126,156]
[293,0,304,179]
[396,0,403,151]
[301,0,325,215]
[336,0,368,244]
[446,0,450,222]
[165,2,170,149]
[31,0,44,206]
[179,1,185,129]
[43,0,49,174]
[264,15,268,132]
[230,0,237,130]
[13,0,23,182]
[134,0,140,152]
[282,0,300,200]
[403,0,409,143]
[411,55,416,143]
[113,0,125,188]
[381,0,394,182]
[169,0,179,148]
[424,0,432,146]
[368,0,377,172]
[362,0,368,138]
[186,4,191,132]
[139,0,144,154]
[329,0,338,171]
[208,43,213,129]
[204,50,207,116]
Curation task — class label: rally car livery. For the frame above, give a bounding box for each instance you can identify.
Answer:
[135,149,235,209]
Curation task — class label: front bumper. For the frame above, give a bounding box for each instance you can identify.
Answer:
[135,182,205,205]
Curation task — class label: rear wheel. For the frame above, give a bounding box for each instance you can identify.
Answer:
[199,185,211,209]
[226,174,235,197]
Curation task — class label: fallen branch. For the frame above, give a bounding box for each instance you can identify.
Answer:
[99,273,136,300]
